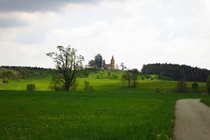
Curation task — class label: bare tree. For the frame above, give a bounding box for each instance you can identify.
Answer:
[120,62,126,70]
[47,45,84,91]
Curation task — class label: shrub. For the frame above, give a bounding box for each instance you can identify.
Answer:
[176,80,187,93]
[110,74,118,79]
[84,80,95,92]
[192,82,199,91]
[2,79,9,83]
[26,84,36,91]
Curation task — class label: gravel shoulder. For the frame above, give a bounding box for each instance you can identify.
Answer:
[173,99,210,140]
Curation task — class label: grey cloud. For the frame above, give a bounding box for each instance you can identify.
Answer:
[0,0,98,12]
[0,16,26,28]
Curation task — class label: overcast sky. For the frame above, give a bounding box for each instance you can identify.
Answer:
[0,0,210,70]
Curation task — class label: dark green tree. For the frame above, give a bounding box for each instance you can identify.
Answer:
[95,54,103,68]
[192,82,199,91]
[142,63,210,82]
[122,69,138,88]
[88,54,103,69]
[207,75,210,94]
[88,60,96,68]
[47,45,84,91]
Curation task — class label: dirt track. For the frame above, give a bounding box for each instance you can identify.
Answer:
[173,99,210,140]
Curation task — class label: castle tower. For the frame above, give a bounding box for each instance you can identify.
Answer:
[111,56,115,69]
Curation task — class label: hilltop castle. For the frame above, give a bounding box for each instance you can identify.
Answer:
[103,56,115,69]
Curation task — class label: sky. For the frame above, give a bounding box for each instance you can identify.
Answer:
[0,0,210,70]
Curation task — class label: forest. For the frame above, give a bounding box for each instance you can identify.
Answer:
[142,63,210,82]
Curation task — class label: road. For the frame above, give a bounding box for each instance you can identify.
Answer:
[173,99,210,140]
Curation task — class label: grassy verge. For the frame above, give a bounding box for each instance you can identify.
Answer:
[201,97,210,106]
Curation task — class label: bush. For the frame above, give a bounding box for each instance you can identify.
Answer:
[2,79,9,83]
[176,80,188,93]
[26,84,36,91]
[84,80,95,92]
[110,74,118,79]
[192,82,199,91]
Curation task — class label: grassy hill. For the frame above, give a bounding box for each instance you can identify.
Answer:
[0,68,207,92]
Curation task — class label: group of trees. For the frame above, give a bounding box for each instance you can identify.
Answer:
[142,63,210,82]
[88,54,105,69]
[0,66,50,82]
[0,68,21,82]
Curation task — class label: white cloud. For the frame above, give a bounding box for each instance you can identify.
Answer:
[0,0,210,70]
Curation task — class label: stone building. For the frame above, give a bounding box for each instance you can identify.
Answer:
[103,56,115,69]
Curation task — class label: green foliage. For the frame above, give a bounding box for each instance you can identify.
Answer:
[142,63,210,82]
[47,45,84,91]
[192,82,199,91]
[88,54,103,69]
[84,80,95,91]
[201,98,210,106]
[26,84,36,91]
[122,70,138,88]
[93,70,122,80]
[0,68,21,80]
[2,79,9,83]
[176,80,188,93]
[77,69,89,78]
[50,71,64,91]
[207,75,210,94]
[0,66,51,80]
[110,74,118,79]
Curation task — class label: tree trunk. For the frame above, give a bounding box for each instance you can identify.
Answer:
[64,81,70,91]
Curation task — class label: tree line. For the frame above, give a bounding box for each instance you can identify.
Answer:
[142,63,210,82]
[0,66,51,82]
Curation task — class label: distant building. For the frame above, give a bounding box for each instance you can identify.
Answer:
[103,56,115,69]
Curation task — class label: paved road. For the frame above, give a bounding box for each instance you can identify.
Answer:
[173,99,210,140]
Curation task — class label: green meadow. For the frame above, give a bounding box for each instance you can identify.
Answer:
[0,70,209,140]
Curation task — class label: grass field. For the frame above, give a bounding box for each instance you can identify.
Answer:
[0,90,208,140]
[0,76,207,92]
[0,72,209,140]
